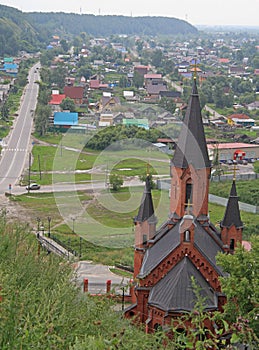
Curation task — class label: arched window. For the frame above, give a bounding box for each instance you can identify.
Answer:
[185,182,193,212]
[184,230,190,242]
[230,238,235,250]
[185,183,193,203]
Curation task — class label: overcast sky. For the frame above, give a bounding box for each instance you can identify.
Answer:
[1,0,259,27]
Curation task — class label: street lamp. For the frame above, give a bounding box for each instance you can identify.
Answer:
[36,217,41,231]
[47,216,51,238]
[40,223,44,236]
[72,217,75,234]
[79,237,82,258]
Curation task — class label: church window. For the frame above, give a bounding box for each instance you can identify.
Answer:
[185,183,193,211]
[185,183,193,203]
[230,238,235,250]
[184,230,190,242]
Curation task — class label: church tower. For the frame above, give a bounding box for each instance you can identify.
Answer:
[170,78,211,219]
[126,77,243,338]
[220,180,243,252]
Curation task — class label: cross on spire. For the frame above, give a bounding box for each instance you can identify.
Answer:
[191,58,200,80]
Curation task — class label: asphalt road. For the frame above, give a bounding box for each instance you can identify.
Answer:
[0,63,40,195]
[9,178,144,195]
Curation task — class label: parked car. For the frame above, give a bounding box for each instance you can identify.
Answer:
[26,183,40,190]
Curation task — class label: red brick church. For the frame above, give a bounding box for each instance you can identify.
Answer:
[125,78,244,335]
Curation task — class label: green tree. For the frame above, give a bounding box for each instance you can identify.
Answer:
[119,75,129,88]
[51,63,66,89]
[159,97,176,114]
[151,49,163,68]
[170,277,228,349]
[60,39,69,52]
[217,236,259,345]
[136,40,144,55]
[133,71,144,88]
[35,105,51,136]
[1,102,9,120]
[109,173,123,191]
[60,97,76,112]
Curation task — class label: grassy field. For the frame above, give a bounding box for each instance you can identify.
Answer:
[25,142,171,186]
[10,185,258,267]
[210,179,259,206]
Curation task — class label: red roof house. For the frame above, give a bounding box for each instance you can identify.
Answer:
[49,94,66,106]
[64,86,84,105]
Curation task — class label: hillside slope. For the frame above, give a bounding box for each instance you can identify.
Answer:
[0,5,198,55]
[26,12,198,36]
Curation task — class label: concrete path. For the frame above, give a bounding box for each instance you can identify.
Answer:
[74,261,130,294]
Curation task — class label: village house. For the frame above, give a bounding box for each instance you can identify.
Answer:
[97,94,121,112]
[227,113,255,127]
[64,86,85,105]
[48,91,66,112]
[53,111,78,130]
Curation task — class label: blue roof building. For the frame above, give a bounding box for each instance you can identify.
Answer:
[54,112,78,126]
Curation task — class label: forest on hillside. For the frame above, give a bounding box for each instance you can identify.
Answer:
[25,12,198,37]
[0,4,198,56]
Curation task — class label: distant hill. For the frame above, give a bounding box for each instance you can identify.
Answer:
[0,5,38,56]
[25,12,198,37]
[0,4,198,56]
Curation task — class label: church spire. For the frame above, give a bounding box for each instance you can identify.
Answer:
[172,79,211,169]
[220,180,243,252]
[221,180,243,229]
[170,79,211,218]
[134,175,157,279]
[135,175,155,222]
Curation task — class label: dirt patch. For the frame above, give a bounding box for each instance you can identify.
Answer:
[0,194,36,228]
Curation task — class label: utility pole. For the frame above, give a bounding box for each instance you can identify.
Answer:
[28,152,31,192]
[38,154,42,180]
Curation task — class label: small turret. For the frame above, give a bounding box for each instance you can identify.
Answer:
[220,180,243,252]
[134,175,157,278]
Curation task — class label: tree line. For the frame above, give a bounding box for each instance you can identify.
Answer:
[0,4,197,56]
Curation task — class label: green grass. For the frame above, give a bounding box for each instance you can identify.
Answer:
[111,157,169,176]
[8,89,23,115]
[27,143,170,186]
[109,268,133,278]
[0,123,10,139]
[210,179,259,206]
[208,202,259,240]
[31,145,98,172]
[10,181,259,266]
[33,132,63,144]
[11,191,92,228]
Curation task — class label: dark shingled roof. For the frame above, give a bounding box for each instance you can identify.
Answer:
[135,175,155,223]
[172,79,211,169]
[138,222,181,278]
[138,218,225,279]
[148,257,218,312]
[220,180,243,229]
[194,221,225,276]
